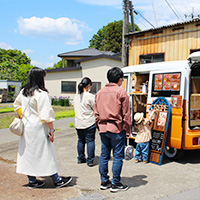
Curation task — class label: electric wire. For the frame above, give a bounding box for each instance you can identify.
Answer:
[168,0,183,19]
[134,10,155,28]
[164,0,180,19]
[151,0,158,26]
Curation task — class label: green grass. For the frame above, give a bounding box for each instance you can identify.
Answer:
[0,107,14,113]
[0,106,75,129]
[55,110,75,120]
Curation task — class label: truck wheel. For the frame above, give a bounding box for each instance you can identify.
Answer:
[164,146,184,160]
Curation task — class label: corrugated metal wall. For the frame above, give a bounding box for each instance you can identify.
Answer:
[129,21,200,65]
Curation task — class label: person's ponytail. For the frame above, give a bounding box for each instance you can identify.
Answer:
[78,83,84,94]
[78,77,92,94]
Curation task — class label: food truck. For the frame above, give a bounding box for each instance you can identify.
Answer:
[121,52,200,160]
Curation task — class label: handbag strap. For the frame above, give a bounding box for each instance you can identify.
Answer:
[21,97,31,119]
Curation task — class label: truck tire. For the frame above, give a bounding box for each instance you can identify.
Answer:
[164,146,184,160]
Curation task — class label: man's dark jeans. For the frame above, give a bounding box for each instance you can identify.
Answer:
[99,130,126,185]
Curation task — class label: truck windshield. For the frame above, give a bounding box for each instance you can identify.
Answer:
[190,65,200,128]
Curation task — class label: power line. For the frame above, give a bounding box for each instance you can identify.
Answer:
[151,0,158,26]
[134,10,155,28]
[168,0,183,19]
[164,0,180,19]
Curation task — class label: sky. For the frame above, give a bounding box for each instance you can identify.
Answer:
[1,0,200,69]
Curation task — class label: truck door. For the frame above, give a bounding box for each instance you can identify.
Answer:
[149,69,186,149]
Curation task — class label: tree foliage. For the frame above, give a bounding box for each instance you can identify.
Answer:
[45,60,63,70]
[0,48,32,87]
[89,20,140,53]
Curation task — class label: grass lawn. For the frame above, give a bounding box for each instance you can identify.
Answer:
[0,105,75,129]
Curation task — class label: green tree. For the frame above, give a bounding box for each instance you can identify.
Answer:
[0,48,32,86]
[89,20,140,53]
[45,60,63,70]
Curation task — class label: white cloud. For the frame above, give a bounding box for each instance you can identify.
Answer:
[133,0,200,30]
[23,49,34,54]
[0,42,13,50]
[77,0,122,6]
[17,16,91,45]
[31,60,54,69]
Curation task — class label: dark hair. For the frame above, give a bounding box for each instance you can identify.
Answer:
[107,67,123,83]
[22,67,48,97]
[78,77,92,94]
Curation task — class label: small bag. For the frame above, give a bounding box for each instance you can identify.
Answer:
[9,98,30,136]
[124,138,134,160]
[9,117,24,136]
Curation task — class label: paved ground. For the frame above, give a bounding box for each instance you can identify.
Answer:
[1,118,200,200]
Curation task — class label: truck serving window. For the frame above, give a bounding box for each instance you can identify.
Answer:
[190,64,200,128]
[152,72,181,97]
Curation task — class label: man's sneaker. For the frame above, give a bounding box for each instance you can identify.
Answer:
[110,183,129,193]
[100,180,111,190]
[77,159,86,164]
[54,176,72,188]
[27,180,45,189]
[87,162,94,167]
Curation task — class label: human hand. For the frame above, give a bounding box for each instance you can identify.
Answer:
[126,132,130,138]
[48,132,54,143]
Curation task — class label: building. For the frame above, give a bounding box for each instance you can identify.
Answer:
[127,19,200,66]
[0,80,21,102]
[45,48,122,101]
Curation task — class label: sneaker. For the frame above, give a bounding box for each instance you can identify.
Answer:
[135,159,139,163]
[143,160,148,163]
[100,180,111,190]
[77,159,86,164]
[87,163,94,167]
[27,180,45,189]
[54,176,72,188]
[110,183,129,193]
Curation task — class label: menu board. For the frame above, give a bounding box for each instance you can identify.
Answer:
[153,111,168,131]
[171,95,182,108]
[171,73,181,91]
[151,130,164,152]
[154,74,163,91]
[163,74,171,90]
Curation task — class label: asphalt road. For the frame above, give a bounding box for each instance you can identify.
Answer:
[1,118,200,200]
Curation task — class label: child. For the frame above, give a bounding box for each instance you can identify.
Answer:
[133,111,155,163]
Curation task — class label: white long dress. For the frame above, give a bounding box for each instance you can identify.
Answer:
[14,89,58,176]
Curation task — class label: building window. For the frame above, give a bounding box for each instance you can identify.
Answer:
[140,53,164,64]
[61,81,76,93]
[91,82,101,93]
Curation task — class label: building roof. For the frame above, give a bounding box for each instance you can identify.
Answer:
[58,48,115,58]
[75,54,121,63]
[127,18,200,36]
[46,66,82,73]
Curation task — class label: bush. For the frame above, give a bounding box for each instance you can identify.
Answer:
[51,96,70,107]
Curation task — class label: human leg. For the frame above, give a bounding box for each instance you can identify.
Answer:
[85,124,96,165]
[99,132,111,183]
[134,143,142,161]
[141,142,150,162]
[27,175,45,188]
[110,130,126,185]
[76,129,86,163]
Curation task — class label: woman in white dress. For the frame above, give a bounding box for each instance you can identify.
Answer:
[14,67,72,189]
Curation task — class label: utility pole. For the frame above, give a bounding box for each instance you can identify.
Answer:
[122,0,129,67]
[129,1,135,32]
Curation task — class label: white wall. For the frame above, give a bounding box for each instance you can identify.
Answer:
[45,58,122,102]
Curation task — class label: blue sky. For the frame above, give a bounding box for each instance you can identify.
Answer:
[1,0,200,69]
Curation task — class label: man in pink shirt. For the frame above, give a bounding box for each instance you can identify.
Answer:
[94,67,131,193]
